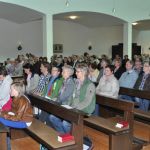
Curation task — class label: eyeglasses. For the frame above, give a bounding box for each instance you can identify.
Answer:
[144,65,149,67]
[52,69,58,72]
[76,70,82,73]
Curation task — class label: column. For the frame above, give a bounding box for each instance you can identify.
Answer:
[43,14,53,62]
[123,22,132,59]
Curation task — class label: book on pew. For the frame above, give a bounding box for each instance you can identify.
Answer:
[115,121,129,128]
[58,133,74,143]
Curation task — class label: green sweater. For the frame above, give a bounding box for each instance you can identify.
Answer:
[71,78,96,114]
[43,77,64,100]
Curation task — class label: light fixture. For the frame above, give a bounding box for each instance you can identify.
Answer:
[132,22,138,25]
[112,0,116,13]
[17,42,22,51]
[65,0,69,7]
[112,8,116,13]
[17,41,22,51]
[69,15,78,20]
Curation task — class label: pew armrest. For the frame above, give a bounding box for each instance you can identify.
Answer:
[25,118,77,150]
[84,116,130,135]
[134,109,150,124]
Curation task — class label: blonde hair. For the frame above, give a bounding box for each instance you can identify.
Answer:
[11,82,25,97]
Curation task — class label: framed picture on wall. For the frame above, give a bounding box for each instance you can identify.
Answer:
[53,44,63,53]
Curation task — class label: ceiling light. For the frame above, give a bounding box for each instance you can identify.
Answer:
[69,16,78,20]
[132,22,138,25]
[65,0,69,7]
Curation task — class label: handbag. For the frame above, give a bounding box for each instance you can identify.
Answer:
[83,136,93,150]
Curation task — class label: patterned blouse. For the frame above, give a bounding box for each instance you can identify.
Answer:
[34,73,51,94]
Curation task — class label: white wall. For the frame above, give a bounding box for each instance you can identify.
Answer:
[133,29,150,55]
[53,20,123,58]
[0,18,124,63]
[0,19,19,62]
[53,20,90,56]
[18,20,43,57]
[89,26,123,57]
[0,19,43,62]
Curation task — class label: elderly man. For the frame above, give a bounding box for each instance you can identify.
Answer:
[119,60,138,101]
[119,60,138,88]
[49,63,96,133]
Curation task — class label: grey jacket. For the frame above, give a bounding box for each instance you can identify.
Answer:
[57,77,75,105]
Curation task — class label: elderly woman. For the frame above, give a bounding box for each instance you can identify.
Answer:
[71,63,96,113]
[134,61,150,111]
[50,63,96,133]
[96,65,119,98]
[48,65,75,133]
[56,65,75,105]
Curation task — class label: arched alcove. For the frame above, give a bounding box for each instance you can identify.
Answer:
[53,11,126,58]
[0,0,150,60]
[0,2,44,61]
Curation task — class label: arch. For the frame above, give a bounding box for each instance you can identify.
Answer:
[53,10,128,23]
[0,0,150,23]
[0,1,45,15]
[53,11,127,28]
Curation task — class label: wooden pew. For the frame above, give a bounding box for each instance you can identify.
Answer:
[119,87,150,146]
[26,93,84,150]
[119,87,150,124]
[0,123,9,150]
[84,94,135,150]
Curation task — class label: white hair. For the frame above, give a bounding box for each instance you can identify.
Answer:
[62,65,74,76]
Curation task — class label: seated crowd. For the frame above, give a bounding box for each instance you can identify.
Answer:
[0,52,149,136]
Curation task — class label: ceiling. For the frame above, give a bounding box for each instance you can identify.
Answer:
[53,12,126,28]
[0,2,149,30]
[133,20,150,30]
[54,12,150,30]
[0,2,43,24]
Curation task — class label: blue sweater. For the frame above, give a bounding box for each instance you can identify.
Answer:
[119,70,138,88]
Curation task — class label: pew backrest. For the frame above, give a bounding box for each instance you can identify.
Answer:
[96,94,134,129]
[27,93,84,150]
[119,87,150,101]
[84,94,134,150]
[119,87,150,124]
